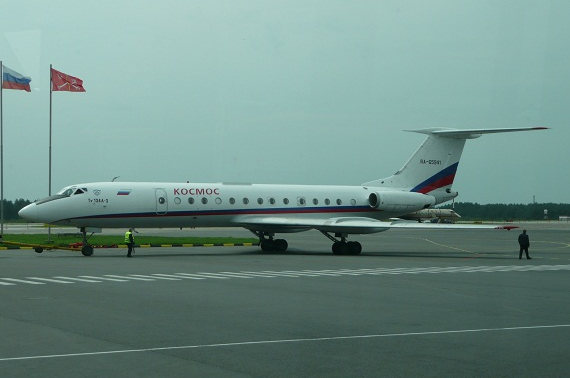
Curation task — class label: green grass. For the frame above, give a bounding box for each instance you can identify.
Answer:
[1,234,258,247]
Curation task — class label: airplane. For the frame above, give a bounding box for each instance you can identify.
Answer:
[18,127,547,256]
[400,208,461,223]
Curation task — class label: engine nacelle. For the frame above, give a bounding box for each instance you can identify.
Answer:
[368,191,436,212]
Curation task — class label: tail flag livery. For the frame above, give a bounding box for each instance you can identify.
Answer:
[363,127,548,204]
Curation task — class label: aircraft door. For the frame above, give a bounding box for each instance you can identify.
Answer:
[155,188,168,215]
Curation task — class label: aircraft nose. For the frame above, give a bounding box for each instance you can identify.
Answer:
[18,203,38,222]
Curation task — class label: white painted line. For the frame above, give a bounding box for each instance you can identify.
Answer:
[172,273,207,280]
[194,272,230,279]
[106,274,153,281]
[84,275,129,282]
[26,277,74,284]
[54,276,102,283]
[131,274,179,281]
[300,270,341,277]
[213,272,254,279]
[152,274,190,280]
[1,324,568,362]
[1,278,45,285]
[239,271,279,278]
[258,271,301,277]
[0,280,16,286]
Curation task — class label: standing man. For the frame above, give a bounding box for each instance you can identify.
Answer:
[125,228,135,257]
[518,229,531,260]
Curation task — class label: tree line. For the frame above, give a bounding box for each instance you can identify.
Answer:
[439,202,570,221]
[2,199,33,221]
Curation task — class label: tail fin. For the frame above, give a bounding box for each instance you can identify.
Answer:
[363,127,547,204]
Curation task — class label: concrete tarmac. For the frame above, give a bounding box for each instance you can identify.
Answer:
[1,224,569,377]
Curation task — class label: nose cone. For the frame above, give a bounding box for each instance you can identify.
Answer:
[18,203,38,222]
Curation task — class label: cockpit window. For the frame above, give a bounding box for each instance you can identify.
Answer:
[74,188,85,195]
[35,186,76,204]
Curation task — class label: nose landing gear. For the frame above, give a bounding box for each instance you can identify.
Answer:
[80,227,94,256]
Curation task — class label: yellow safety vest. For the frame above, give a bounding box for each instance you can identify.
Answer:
[124,231,133,243]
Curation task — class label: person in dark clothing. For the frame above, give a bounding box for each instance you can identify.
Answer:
[518,229,531,259]
[125,228,135,257]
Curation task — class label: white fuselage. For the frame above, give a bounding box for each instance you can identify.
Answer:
[22,182,433,230]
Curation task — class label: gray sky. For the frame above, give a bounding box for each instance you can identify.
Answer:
[1,0,567,204]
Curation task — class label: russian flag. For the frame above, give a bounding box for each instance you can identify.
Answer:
[2,65,31,92]
[117,190,131,196]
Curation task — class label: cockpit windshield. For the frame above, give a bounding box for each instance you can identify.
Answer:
[35,186,87,204]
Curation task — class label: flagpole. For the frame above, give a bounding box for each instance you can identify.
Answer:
[1,61,4,238]
[48,64,52,242]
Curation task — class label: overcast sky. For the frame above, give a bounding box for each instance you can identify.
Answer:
[0,0,567,204]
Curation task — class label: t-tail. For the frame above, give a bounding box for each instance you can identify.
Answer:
[363,127,548,205]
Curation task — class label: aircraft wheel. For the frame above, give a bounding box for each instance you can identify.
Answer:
[81,245,94,256]
[260,240,274,252]
[347,241,362,255]
[34,247,44,253]
[332,241,348,255]
[274,239,288,252]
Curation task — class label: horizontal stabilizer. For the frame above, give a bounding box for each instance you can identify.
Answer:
[405,127,548,139]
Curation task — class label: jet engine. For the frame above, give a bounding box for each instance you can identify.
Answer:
[368,191,436,212]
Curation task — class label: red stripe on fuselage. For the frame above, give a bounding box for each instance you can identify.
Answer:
[416,174,455,194]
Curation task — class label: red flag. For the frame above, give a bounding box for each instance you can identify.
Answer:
[51,68,86,92]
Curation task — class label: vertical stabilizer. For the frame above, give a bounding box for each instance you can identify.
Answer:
[363,127,547,204]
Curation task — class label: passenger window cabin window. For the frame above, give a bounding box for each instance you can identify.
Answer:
[312,198,318,205]
[283,198,289,205]
[325,198,330,205]
[243,198,249,205]
[188,197,195,204]
[215,197,222,204]
[298,197,306,206]
[229,197,235,204]
[269,198,276,205]
[257,198,263,205]
[336,199,342,205]
[174,197,181,204]
[350,199,356,206]
[201,197,208,204]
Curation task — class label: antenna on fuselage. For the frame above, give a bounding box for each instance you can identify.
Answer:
[111,176,120,182]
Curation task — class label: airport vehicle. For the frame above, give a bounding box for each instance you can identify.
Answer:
[18,127,546,256]
[401,208,461,222]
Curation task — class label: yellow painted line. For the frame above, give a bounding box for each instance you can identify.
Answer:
[138,245,151,248]
[0,247,7,250]
[182,244,194,247]
[243,243,254,246]
[161,244,173,248]
[203,243,214,247]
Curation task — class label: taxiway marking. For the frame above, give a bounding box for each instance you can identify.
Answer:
[1,324,568,362]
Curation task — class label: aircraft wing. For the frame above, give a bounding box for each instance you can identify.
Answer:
[234,215,516,235]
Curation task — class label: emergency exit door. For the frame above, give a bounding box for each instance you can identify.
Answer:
[155,188,168,215]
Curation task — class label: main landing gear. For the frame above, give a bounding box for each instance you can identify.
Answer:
[80,227,94,257]
[251,231,289,253]
[320,231,362,255]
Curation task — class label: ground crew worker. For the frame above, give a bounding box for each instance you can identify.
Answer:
[518,229,531,260]
[125,228,134,257]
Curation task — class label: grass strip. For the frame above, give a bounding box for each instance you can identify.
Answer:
[0,234,258,248]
